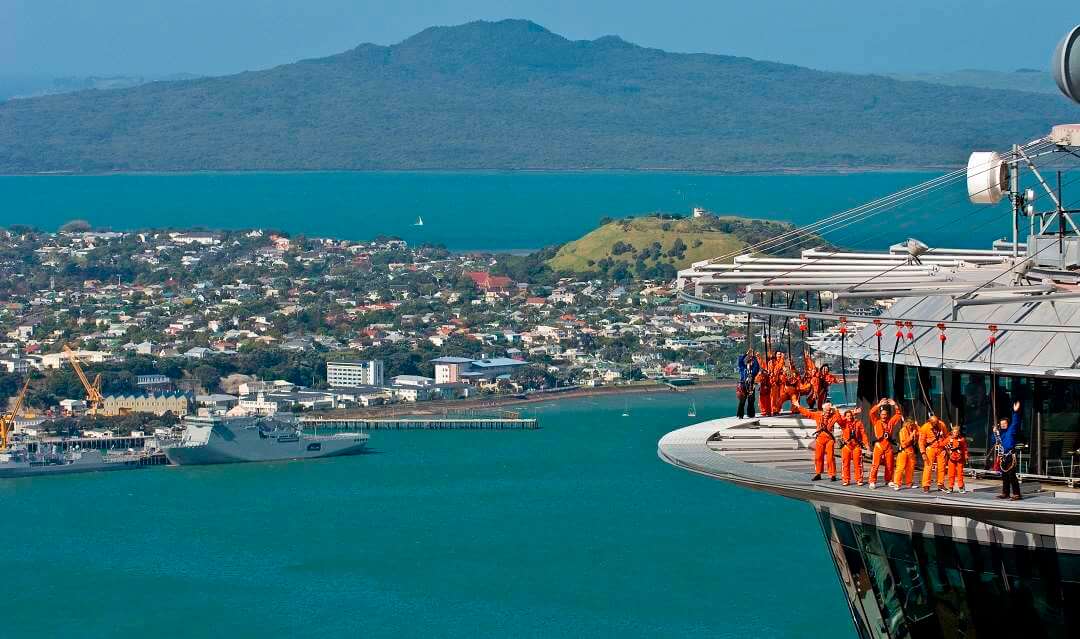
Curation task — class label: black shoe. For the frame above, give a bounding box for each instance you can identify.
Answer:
[996,494,1009,499]
[1010,495,1022,501]
[811,474,822,481]
[830,476,838,482]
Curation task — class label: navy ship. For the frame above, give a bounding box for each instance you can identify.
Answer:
[164,413,369,465]
[0,445,145,478]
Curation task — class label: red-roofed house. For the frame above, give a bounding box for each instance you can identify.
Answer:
[465,271,514,293]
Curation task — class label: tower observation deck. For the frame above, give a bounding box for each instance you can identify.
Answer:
[659,26,1080,638]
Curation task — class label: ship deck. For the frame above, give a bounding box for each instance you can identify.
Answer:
[658,413,1080,528]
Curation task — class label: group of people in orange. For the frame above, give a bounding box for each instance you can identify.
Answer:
[743,349,840,417]
[792,395,970,493]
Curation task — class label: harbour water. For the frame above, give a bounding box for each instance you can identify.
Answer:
[0,390,850,638]
[0,170,1010,251]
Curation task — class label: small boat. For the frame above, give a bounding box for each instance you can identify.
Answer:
[414,216,424,226]
[621,399,630,417]
[688,401,697,418]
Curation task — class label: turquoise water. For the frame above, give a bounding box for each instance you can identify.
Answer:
[0,171,1017,250]
[1,391,850,638]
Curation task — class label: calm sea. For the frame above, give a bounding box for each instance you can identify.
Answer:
[0,171,1015,250]
[0,391,851,638]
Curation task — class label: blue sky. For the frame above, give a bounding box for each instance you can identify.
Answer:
[3,0,1078,76]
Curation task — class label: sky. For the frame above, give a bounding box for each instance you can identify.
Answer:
[2,0,1079,77]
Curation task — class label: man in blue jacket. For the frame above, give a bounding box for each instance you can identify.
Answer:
[996,401,1023,500]
[737,349,760,419]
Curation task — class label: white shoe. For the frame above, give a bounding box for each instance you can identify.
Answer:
[868,482,877,489]
[887,482,898,489]
[956,487,966,494]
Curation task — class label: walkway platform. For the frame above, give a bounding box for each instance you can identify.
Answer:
[659,414,1080,529]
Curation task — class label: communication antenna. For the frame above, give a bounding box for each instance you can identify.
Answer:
[1053,24,1080,104]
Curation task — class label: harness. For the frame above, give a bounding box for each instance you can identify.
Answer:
[944,439,963,463]
[899,429,918,453]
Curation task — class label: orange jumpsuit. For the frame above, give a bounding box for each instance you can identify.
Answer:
[839,415,869,485]
[944,434,968,490]
[892,423,918,487]
[769,354,786,415]
[868,403,901,485]
[919,420,947,489]
[755,370,772,416]
[795,403,840,478]
[780,369,801,414]
[801,354,818,408]
[810,369,840,411]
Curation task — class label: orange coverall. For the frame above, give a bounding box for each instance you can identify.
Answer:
[795,403,840,478]
[919,420,947,489]
[755,370,772,416]
[944,434,969,490]
[839,415,869,485]
[810,368,840,411]
[868,403,901,485]
[892,423,918,487]
[779,369,801,414]
[801,354,818,408]
[769,354,786,415]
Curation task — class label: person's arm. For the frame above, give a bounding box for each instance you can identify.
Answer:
[1008,401,1021,434]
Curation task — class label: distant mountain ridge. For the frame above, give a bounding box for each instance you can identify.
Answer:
[1,19,1077,174]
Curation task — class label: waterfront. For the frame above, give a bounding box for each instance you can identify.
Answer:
[0,390,849,638]
[0,170,1003,251]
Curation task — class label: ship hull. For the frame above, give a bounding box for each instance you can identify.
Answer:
[164,416,368,465]
[0,456,143,478]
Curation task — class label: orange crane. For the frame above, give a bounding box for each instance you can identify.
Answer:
[63,345,103,416]
[1,376,31,450]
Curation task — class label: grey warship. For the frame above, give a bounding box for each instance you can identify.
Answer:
[0,445,144,478]
[164,413,369,465]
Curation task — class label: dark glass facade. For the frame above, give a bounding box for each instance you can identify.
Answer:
[818,508,1080,638]
[856,359,1080,478]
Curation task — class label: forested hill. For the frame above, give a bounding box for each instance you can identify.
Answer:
[1,19,1077,174]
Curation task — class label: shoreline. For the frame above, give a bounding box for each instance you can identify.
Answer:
[309,380,736,419]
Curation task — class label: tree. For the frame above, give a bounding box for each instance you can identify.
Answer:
[192,364,221,392]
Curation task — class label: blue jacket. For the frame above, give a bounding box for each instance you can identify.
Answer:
[737,354,760,385]
[1000,410,1021,453]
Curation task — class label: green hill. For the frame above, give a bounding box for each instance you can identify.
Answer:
[0,19,1076,174]
[547,215,824,275]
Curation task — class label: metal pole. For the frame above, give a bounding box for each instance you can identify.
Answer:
[1011,144,1020,258]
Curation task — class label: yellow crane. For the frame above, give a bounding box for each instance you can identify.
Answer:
[63,345,103,416]
[1,376,31,451]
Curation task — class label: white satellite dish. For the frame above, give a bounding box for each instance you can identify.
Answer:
[1053,25,1080,104]
[966,151,1007,204]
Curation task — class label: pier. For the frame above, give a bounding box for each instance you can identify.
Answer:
[300,417,539,431]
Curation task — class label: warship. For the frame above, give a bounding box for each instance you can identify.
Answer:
[0,445,145,478]
[164,413,369,465]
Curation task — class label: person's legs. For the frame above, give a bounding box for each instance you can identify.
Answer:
[824,440,836,478]
[853,448,864,485]
[746,391,755,418]
[736,392,747,419]
[869,443,884,486]
[841,446,852,484]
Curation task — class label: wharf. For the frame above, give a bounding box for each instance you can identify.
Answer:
[300,417,539,431]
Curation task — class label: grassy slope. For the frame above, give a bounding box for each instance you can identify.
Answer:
[547,217,745,272]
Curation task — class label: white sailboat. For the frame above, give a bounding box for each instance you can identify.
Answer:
[414,216,424,226]
[621,399,630,417]
[688,401,697,418]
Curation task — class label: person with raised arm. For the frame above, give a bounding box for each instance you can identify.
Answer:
[996,401,1023,501]
[890,419,919,490]
[793,395,841,481]
[736,349,760,419]
[867,398,902,489]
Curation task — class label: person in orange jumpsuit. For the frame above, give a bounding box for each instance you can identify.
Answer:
[769,352,786,415]
[809,364,840,410]
[801,353,818,409]
[918,415,948,492]
[868,398,902,489]
[779,364,801,414]
[793,396,840,481]
[755,367,773,416]
[838,408,868,486]
[890,419,919,490]
[943,423,969,493]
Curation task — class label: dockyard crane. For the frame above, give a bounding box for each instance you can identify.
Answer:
[0,376,31,450]
[63,345,103,416]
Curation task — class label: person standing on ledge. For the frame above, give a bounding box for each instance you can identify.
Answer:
[890,419,919,490]
[838,408,868,486]
[736,349,760,419]
[996,401,1023,501]
[943,423,969,493]
[918,415,948,493]
[792,397,840,481]
[868,398,902,489]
